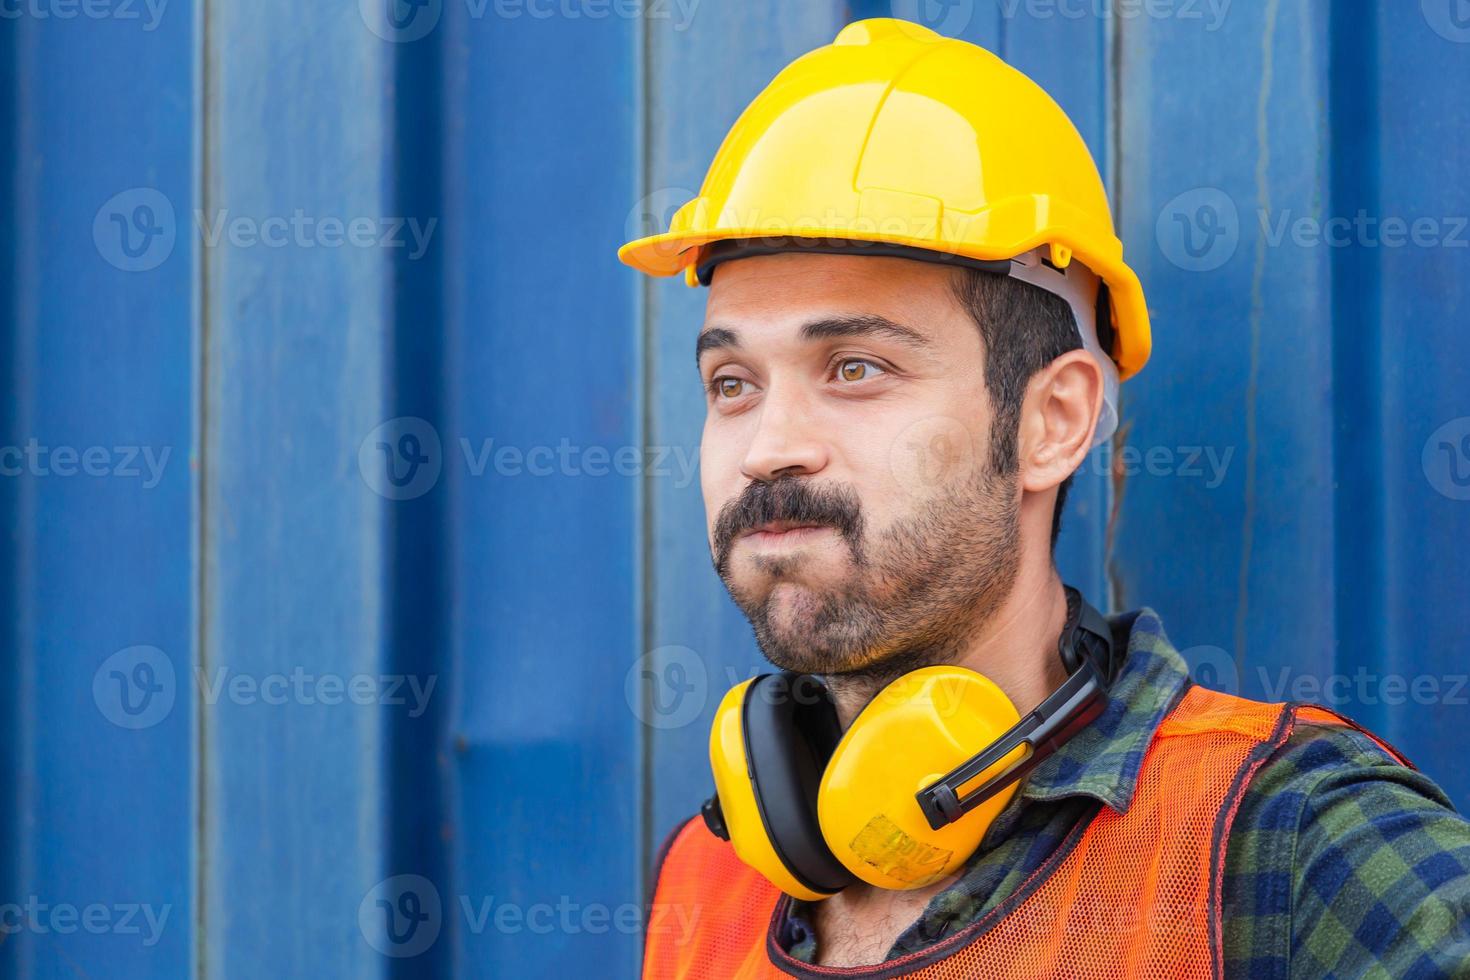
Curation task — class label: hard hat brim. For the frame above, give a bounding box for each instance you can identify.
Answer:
[618,225,1151,381]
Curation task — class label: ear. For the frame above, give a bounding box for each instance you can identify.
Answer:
[1016,349,1104,494]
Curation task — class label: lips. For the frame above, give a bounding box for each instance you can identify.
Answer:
[711,476,864,578]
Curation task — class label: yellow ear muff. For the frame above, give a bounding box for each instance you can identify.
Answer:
[707,680,834,901]
[816,666,1027,891]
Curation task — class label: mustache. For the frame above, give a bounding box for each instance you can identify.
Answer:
[712,476,864,576]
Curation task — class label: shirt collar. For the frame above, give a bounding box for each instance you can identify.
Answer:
[1009,607,1191,815]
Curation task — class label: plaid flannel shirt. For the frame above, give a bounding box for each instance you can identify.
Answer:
[778,608,1470,977]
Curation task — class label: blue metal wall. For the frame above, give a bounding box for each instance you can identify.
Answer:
[2,2,1466,977]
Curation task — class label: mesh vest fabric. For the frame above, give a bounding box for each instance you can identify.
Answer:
[643,687,1389,979]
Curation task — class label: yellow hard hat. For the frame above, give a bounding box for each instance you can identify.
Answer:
[618,18,1151,395]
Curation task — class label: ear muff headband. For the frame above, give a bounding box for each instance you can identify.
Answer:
[915,588,1114,830]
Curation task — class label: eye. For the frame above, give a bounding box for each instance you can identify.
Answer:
[836,358,885,383]
[710,376,750,399]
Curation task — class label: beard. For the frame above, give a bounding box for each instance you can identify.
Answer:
[711,463,1021,687]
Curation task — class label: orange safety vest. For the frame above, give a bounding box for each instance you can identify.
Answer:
[644,685,1406,979]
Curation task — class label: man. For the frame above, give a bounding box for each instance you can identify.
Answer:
[619,19,1470,978]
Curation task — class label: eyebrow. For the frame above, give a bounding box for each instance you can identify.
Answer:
[695,315,932,367]
[694,327,739,364]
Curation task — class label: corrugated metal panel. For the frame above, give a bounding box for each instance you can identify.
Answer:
[1367,5,1470,804]
[1113,1,1343,737]
[438,7,642,977]
[2,6,198,979]
[199,2,407,976]
[3,4,1467,979]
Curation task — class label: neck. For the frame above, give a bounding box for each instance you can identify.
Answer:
[823,556,1073,729]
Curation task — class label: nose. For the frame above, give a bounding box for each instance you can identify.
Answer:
[739,392,830,483]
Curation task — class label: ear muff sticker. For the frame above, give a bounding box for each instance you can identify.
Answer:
[847,813,955,888]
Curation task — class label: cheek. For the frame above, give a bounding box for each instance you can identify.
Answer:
[700,418,742,531]
[876,412,986,505]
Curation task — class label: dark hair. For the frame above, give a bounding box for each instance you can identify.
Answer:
[948,268,1084,552]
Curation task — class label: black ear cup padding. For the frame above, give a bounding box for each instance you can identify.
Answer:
[742,673,857,895]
